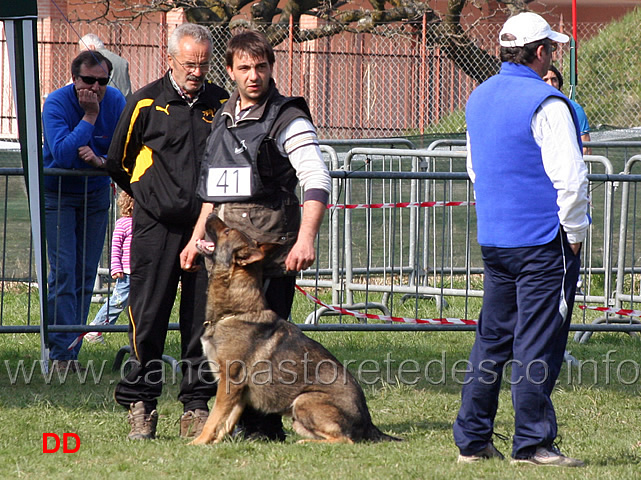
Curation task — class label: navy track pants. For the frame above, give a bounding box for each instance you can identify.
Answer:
[453,230,580,458]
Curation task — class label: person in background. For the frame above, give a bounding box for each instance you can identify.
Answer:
[543,65,591,155]
[106,23,229,441]
[85,191,134,344]
[80,33,132,98]
[42,50,126,373]
[453,12,588,467]
[544,64,591,315]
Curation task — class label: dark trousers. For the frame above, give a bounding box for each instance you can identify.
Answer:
[264,275,297,320]
[114,206,214,412]
[453,230,580,458]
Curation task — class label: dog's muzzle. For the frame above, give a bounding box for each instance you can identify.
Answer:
[196,239,216,256]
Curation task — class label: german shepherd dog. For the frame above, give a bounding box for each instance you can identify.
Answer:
[190,214,401,445]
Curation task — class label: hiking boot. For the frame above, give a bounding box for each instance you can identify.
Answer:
[127,401,158,440]
[52,360,86,373]
[512,445,585,467]
[180,409,209,438]
[84,332,105,344]
[457,442,505,463]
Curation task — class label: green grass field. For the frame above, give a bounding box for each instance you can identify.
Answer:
[1,289,640,479]
[1,145,640,478]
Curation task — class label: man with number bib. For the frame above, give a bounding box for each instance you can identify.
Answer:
[106,24,228,440]
[180,29,331,440]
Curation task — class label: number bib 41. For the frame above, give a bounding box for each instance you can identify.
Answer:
[206,167,252,198]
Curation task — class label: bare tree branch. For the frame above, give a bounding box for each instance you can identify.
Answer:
[72,0,529,85]
[437,0,500,83]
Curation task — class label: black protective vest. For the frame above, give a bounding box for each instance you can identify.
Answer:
[198,88,311,204]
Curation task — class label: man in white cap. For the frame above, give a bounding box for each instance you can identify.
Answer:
[453,12,588,467]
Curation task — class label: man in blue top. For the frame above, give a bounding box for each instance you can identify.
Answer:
[42,50,126,372]
[453,12,588,467]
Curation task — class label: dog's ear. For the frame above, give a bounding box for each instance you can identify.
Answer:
[258,242,281,258]
[235,246,265,266]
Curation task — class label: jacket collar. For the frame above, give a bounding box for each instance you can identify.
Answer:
[500,62,543,82]
[168,70,205,106]
[222,80,279,125]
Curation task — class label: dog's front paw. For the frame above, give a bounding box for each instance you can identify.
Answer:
[189,436,208,446]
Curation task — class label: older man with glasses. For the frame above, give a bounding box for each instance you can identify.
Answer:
[42,50,126,374]
[106,23,229,441]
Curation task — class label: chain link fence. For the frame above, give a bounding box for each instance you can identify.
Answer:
[1,16,640,142]
[572,19,641,132]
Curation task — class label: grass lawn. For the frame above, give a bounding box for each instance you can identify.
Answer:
[1,287,640,479]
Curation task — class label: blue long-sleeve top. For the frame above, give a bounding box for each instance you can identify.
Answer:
[42,84,126,193]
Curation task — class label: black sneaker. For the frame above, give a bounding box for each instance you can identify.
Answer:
[457,442,505,463]
[512,445,585,467]
[235,409,286,442]
[231,425,287,442]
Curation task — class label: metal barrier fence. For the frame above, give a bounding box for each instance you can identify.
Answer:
[299,143,641,338]
[2,142,641,342]
[573,153,641,342]
[426,141,618,307]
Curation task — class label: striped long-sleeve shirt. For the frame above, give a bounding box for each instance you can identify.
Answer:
[110,216,132,275]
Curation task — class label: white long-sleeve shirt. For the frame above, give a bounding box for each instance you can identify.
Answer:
[277,117,331,199]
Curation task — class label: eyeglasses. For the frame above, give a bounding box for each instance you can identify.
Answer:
[548,42,558,53]
[171,55,211,73]
[78,75,109,86]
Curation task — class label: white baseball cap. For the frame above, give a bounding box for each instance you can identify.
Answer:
[499,12,569,47]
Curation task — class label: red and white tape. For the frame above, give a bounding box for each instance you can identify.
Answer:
[68,285,478,349]
[67,333,86,350]
[296,285,477,326]
[325,200,473,210]
[579,305,641,318]
[68,321,108,350]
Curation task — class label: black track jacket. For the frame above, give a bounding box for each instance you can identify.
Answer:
[107,72,228,225]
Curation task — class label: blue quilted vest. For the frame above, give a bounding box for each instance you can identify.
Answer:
[466,62,582,247]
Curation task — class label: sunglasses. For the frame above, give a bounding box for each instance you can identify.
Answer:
[78,75,109,86]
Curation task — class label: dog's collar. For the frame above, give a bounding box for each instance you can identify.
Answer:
[203,315,235,328]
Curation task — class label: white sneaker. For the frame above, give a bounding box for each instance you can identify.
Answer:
[512,445,585,467]
[457,442,505,463]
[84,332,105,344]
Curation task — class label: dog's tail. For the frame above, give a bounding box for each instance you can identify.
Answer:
[365,424,403,442]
